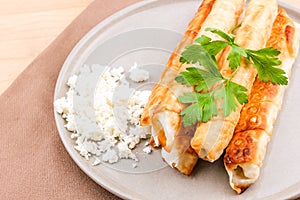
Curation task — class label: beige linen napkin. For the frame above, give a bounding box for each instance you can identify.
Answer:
[0,0,138,199]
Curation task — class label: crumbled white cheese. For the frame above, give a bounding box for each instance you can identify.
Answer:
[144,141,150,146]
[102,149,118,164]
[143,146,152,154]
[118,142,138,161]
[54,63,152,167]
[54,97,68,114]
[54,75,77,132]
[132,163,138,168]
[128,90,151,125]
[67,75,78,88]
[129,63,149,82]
[92,158,101,166]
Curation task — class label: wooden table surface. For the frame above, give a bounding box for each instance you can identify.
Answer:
[0,0,299,95]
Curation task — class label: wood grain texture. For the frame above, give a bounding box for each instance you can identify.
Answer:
[0,0,299,95]
[0,0,93,95]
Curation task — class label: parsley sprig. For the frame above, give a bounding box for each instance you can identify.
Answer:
[176,27,286,127]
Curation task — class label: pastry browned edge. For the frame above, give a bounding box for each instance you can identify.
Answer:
[140,0,215,175]
[191,0,278,162]
[224,7,300,194]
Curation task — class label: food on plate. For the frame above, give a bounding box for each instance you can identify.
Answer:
[190,0,278,162]
[54,0,300,195]
[129,63,150,82]
[141,0,216,124]
[141,0,245,175]
[54,64,153,166]
[224,8,300,194]
[140,0,298,192]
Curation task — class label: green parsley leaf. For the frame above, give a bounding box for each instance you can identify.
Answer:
[177,92,198,103]
[174,74,188,85]
[227,44,247,69]
[251,46,281,57]
[246,48,287,85]
[175,67,223,92]
[205,28,235,43]
[176,26,286,127]
[180,44,222,78]
[180,44,206,64]
[195,35,229,56]
[175,68,203,86]
[216,81,248,116]
[178,92,218,126]
[195,35,211,45]
[203,41,229,56]
[254,62,287,85]
[180,104,202,127]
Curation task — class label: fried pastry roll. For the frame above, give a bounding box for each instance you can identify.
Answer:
[191,0,278,162]
[141,0,245,175]
[224,8,300,194]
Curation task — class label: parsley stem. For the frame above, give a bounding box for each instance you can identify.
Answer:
[212,81,225,92]
[228,24,241,34]
[225,68,239,80]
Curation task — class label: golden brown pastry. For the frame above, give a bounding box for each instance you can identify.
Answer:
[224,8,300,194]
[141,0,215,126]
[141,0,216,175]
[191,0,278,162]
[141,0,245,175]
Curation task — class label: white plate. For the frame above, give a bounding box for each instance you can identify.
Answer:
[54,1,300,199]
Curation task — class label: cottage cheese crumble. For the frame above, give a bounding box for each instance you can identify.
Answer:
[143,146,152,154]
[129,65,150,83]
[54,64,152,166]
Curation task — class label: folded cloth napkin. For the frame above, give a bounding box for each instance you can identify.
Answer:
[0,0,137,199]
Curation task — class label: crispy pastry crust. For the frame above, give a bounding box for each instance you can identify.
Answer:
[140,0,245,175]
[191,0,278,162]
[141,0,216,175]
[224,7,300,194]
[140,0,216,126]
